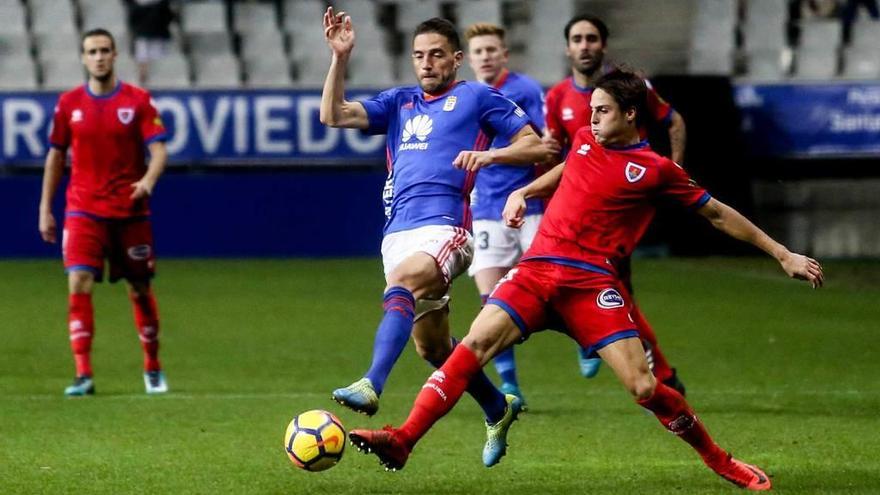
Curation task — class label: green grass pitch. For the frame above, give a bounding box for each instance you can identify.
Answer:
[0,258,878,494]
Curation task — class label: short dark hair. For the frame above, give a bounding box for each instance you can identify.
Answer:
[564,14,609,45]
[81,28,116,52]
[414,17,461,52]
[594,68,648,126]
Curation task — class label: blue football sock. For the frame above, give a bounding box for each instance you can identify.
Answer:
[364,286,415,395]
[427,337,507,424]
[493,347,519,387]
[578,346,593,360]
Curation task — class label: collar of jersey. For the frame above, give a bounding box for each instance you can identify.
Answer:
[491,69,510,89]
[569,77,594,94]
[85,80,122,99]
[423,80,463,101]
[605,139,649,151]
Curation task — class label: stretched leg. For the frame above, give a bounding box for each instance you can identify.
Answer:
[128,279,167,394]
[65,270,96,396]
[349,304,523,470]
[475,266,526,403]
[412,309,507,424]
[333,253,446,416]
[599,337,771,491]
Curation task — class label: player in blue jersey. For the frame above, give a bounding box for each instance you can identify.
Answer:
[463,23,547,407]
[319,8,551,466]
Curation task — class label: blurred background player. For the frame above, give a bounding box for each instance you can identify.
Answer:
[124,0,174,86]
[544,14,687,388]
[463,22,545,407]
[319,9,550,465]
[38,28,169,396]
[349,70,824,491]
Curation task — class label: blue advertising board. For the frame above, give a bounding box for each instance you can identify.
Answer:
[0,89,386,167]
[735,82,880,158]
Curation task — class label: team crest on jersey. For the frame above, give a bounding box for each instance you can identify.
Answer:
[71,109,83,122]
[596,288,624,309]
[442,96,457,111]
[562,107,574,121]
[117,108,134,125]
[625,162,646,183]
[400,114,433,151]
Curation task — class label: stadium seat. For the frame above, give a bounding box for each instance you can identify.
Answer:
[80,0,127,32]
[292,54,329,87]
[743,0,788,28]
[35,32,81,61]
[187,32,234,63]
[455,0,503,30]
[742,18,787,53]
[240,29,286,60]
[0,54,38,90]
[745,49,788,80]
[147,53,191,88]
[244,52,292,88]
[181,1,227,34]
[0,0,28,35]
[799,20,843,50]
[793,47,839,79]
[849,20,880,49]
[688,48,734,75]
[333,0,380,26]
[692,0,737,54]
[114,55,140,84]
[30,0,77,35]
[0,33,32,58]
[349,51,395,87]
[233,2,278,33]
[42,57,86,90]
[282,0,327,32]
[842,46,880,79]
[394,0,443,34]
[193,53,241,88]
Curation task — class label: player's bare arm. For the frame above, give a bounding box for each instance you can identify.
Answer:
[452,126,550,172]
[668,110,687,165]
[38,147,66,243]
[698,197,824,288]
[131,141,168,200]
[502,162,566,228]
[318,7,369,129]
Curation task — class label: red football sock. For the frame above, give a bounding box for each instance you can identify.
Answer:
[397,345,482,448]
[638,382,727,467]
[632,304,674,382]
[130,290,161,372]
[68,293,94,377]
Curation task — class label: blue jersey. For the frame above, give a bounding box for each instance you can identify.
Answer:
[362,81,531,235]
[471,70,546,221]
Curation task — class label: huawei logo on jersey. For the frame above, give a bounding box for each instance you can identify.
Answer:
[400,114,432,151]
[562,107,574,121]
[71,109,83,122]
[626,162,647,183]
[576,144,591,155]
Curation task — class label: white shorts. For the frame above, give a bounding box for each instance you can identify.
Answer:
[468,214,542,276]
[134,38,170,63]
[382,225,474,319]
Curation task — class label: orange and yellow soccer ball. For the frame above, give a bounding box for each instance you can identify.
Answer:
[284,410,346,472]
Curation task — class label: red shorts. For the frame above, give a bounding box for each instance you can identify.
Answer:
[488,260,639,355]
[62,213,156,283]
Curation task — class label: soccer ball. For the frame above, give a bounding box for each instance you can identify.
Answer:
[284,409,346,472]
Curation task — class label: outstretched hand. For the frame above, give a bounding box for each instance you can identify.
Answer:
[323,6,355,58]
[780,251,824,289]
[502,190,527,229]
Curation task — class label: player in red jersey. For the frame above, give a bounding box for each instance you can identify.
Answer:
[348,70,824,490]
[545,14,688,388]
[38,28,169,396]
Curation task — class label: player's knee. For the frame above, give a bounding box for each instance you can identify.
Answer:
[68,271,94,294]
[387,259,443,296]
[629,373,657,401]
[127,279,151,297]
[414,341,452,367]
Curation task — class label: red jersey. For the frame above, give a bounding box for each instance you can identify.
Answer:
[49,81,167,218]
[545,76,672,148]
[523,128,709,272]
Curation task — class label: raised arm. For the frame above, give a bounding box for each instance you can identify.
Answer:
[453,126,553,171]
[668,110,687,165]
[502,162,565,228]
[318,7,369,129]
[38,148,66,243]
[698,197,824,288]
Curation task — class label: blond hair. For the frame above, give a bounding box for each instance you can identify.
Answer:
[463,22,506,44]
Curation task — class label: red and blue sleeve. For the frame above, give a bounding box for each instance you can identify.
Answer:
[139,93,167,145]
[48,97,70,150]
[659,158,710,209]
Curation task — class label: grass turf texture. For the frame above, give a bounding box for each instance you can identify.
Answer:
[0,258,877,494]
